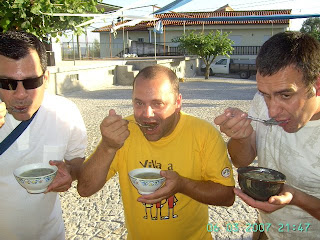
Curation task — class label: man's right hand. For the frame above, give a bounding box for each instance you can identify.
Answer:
[0,102,6,128]
[215,107,257,167]
[77,109,129,197]
[214,107,253,139]
[99,109,130,151]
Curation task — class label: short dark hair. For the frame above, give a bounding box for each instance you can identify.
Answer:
[133,65,179,97]
[0,31,47,73]
[256,31,320,87]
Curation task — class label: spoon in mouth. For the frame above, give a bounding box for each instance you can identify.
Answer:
[231,114,286,126]
[126,120,154,128]
[247,116,286,125]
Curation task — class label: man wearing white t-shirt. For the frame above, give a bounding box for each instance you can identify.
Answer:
[215,31,320,239]
[0,31,87,240]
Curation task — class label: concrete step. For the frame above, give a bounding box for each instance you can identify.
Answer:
[116,65,139,85]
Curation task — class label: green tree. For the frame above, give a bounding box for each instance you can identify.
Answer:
[300,17,320,41]
[92,39,100,58]
[173,31,234,79]
[0,0,101,40]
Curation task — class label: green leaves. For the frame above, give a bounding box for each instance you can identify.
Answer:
[173,31,234,79]
[0,0,101,39]
[300,17,320,42]
[174,30,233,60]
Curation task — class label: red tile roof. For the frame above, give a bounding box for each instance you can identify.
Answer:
[93,9,291,32]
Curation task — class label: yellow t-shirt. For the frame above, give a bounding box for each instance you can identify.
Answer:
[107,112,235,240]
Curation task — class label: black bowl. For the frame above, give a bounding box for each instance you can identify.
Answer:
[237,166,286,201]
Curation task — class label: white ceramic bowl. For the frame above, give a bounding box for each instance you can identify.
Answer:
[128,168,165,195]
[13,163,58,194]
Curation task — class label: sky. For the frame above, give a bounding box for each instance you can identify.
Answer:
[64,0,320,42]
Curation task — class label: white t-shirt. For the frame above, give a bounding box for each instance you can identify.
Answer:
[0,92,87,240]
[249,92,320,239]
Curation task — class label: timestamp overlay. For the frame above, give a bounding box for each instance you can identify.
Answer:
[207,221,311,238]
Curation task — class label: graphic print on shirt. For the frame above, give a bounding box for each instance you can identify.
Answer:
[139,160,179,220]
[142,196,178,220]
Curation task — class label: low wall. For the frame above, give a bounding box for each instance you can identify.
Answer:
[47,60,125,94]
[125,56,200,80]
[46,57,201,94]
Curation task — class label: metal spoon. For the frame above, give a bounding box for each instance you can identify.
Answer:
[247,116,285,125]
[126,120,153,128]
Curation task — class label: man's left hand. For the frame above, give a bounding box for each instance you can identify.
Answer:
[45,160,73,193]
[234,185,294,213]
[137,170,181,204]
[0,102,6,128]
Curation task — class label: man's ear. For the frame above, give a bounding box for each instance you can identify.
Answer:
[316,75,320,97]
[176,93,182,110]
[43,70,50,89]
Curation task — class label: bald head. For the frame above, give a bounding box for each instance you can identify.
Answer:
[133,65,179,98]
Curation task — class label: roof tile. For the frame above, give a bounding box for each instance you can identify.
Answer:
[93,9,291,32]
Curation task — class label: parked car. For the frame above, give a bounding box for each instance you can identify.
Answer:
[201,57,256,79]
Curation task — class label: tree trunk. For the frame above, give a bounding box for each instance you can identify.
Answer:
[205,65,210,79]
[77,35,81,60]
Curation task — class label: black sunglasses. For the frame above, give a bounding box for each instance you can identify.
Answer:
[0,74,44,90]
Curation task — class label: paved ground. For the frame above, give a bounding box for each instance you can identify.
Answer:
[59,76,259,240]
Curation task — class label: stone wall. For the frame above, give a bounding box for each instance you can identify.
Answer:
[125,56,200,80]
[47,57,200,93]
[47,61,125,94]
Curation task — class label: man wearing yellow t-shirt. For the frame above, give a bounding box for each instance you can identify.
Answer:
[78,65,235,240]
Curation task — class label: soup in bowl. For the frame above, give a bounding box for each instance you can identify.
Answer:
[128,168,165,195]
[13,162,58,194]
[237,166,286,201]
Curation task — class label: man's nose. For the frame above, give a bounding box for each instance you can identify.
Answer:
[143,105,155,117]
[13,82,28,99]
[268,98,282,118]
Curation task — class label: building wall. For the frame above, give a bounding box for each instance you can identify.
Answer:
[130,41,169,56]
[157,24,288,47]
[99,24,288,58]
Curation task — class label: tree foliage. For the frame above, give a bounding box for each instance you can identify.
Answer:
[300,17,320,41]
[92,39,100,58]
[0,0,101,40]
[173,31,234,79]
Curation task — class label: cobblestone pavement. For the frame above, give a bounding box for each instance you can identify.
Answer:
[60,76,259,240]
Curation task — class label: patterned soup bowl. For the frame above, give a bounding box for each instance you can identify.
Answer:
[129,168,165,195]
[13,162,58,194]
